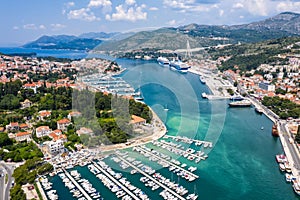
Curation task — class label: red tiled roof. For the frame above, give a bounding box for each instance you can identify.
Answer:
[16,132,31,137]
[57,118,71,124]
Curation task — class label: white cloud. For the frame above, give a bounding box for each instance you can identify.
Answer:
[276,1,300,13]
[23,24,46,30]
[88,0,112,8]
[23,24,37,30]
[51,24,66,30]
[167,19,177,26]
[233,3,244,9]
[219,9,224,16]
[13,26,19,30]
[163,0,213,12]
[125,0,136,5]
[106,5,147,22]
[67,2,75,7]
[149,7,159,11]
[68,8,100,21]
[39,25,46,30]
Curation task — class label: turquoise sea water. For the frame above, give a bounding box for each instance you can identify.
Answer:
[1,48,298,199]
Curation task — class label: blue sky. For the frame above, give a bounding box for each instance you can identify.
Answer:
[1,0,300,46]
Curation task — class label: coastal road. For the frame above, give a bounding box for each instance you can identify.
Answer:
[0,162,12,200]
[279,122,300,173]
[0,167,4,200]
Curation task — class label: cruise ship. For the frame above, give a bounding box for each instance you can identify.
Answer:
[228,100,252,107]
[157,57,170,66]
[169,60,190,73]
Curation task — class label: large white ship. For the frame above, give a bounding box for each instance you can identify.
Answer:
[157,57,170,66]
[169,59,190,73]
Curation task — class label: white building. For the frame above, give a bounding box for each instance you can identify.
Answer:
[44,139,65,155]
[57,118,71,131]
[258,82,275,92]
[36,126,52,138]
[15,131,31,142]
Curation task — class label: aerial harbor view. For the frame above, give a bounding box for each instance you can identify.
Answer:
[1,1,300,200]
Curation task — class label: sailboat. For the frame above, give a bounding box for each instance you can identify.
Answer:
[164,104,169,111]
[134,88,144,101]
[187,185,198,200]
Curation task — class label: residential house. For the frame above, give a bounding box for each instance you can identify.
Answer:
[130,115,146,129]
[6,122,19,132]
[67,111,82,121]
[76,127,93,136]
[23,83,38,93]
[21,99,32,109]
[38,110,51,121]
[36,126,52,138]
[15,131,31,142]
[57,118,71,131]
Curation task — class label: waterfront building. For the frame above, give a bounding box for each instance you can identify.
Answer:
[259,82,275,92]
[130,115,146,129]
[44,139,65,155]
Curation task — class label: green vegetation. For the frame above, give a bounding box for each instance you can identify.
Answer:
[209,37,300,72]
[10,184,26,200]
[262,96,300,119]
[0,142,43,162]
[11,157,53,200]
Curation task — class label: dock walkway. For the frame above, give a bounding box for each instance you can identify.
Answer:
[63,169,93,200]
[158,140,206,160]
[136,146,199,179]
[163,135,213,147]
[92,161,140,200]
[116,155,186,200]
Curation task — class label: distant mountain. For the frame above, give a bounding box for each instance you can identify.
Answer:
[23,31,134,50]
[231,12,300,34]
[96,12,300,52]
[79,32,119,40]
[23,35,102,50]
[95,28,224,52]
[23,12,300,52]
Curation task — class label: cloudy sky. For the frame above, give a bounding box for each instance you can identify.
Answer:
[1,0,300,46]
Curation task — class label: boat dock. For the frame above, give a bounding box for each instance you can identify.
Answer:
[116,154,187,200]
[92,161,141,200]
[157,140,207,160]
[135,145,199,180]
[163,135,213,147]
[62,168,93,200]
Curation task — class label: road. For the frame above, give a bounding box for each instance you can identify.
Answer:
[0,167,4,200]
[279,122,300,174]
[0,163,12,200]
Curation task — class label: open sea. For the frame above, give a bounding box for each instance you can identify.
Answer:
[1,48,298,199]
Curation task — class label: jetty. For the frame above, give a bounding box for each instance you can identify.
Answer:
[134,145,199,180]
[92,161,141,200]
[157,140,207,161]
[163,135,213,147]
[62,168,93,200]
[116,154,186,200]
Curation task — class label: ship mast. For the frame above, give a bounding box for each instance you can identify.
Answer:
[185,39,192,59]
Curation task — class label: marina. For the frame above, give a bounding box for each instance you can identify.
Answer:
[115,153,188,200]
[43,57,297,200]
[80,74,141,97]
